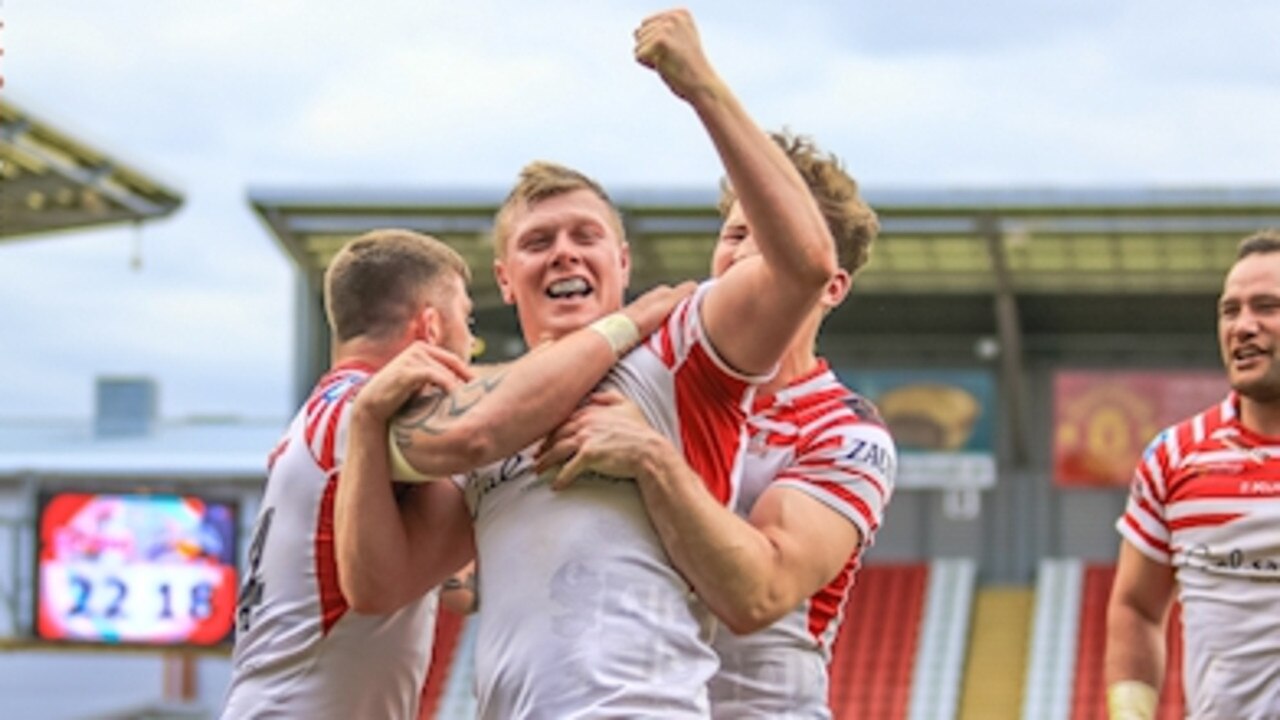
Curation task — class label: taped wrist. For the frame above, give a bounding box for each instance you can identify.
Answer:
[587,312,641,357]
[1107,680,1157,720]
[388,431,434,483]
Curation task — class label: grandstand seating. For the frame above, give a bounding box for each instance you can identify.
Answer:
[828,564,928,718]
[958,586,1035,719]
[829,561,976,720]
[1069,565,1184,720]
[1025,560,1184,720]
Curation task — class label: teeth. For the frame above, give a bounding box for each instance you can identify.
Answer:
[547,278,590,298]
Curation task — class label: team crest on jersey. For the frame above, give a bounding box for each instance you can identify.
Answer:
[843,394,883,424]
[321,375,362,404]
[1142,429,1171,462]
[1192,460,1248,477]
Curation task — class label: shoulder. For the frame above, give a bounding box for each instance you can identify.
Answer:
[1143,396,1235,468]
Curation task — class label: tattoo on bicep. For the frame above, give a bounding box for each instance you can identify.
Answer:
[391,371,508,445]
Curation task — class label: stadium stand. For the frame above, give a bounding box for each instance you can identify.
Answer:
[958,585,1035,719]
[1024,559,1184,720]
[828,560,976,720]
[0,98,182,240]
[908,559,976,720]
[1070,564,1184,720]
[829,563,928,718]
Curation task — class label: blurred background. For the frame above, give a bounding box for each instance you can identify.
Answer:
[2,1,1278,717]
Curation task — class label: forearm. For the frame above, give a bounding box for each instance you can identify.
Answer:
[688,79,834,287]
[634,443,793,633]
[397,326,621,475]
[1105,604,1166,689]
[336,405,423,613]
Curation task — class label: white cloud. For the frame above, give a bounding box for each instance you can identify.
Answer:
[3,0,1280,420]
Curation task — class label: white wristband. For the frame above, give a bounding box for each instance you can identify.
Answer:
[388,430,435,483]
[1107,680,1157,720]
[588,313,641,357]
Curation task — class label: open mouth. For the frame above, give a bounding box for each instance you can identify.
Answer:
[1233,345,1269,367]
[545,276,593,300]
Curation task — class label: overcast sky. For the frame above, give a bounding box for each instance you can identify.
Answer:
[2,0,1278,421]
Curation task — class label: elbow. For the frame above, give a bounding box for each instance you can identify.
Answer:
[785,235,838,294]
[801,238,839,287]
[341,580,378,614]
[345,583,405,616]
[346,592,392,616]
[405,421,499,476]
[723,607,783,636]
[340,569,404,615]
[719,594,790,635]
[445,421,500,470]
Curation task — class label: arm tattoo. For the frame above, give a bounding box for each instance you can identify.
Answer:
[391,370,508,446]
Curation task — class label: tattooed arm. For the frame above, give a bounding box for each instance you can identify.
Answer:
[388,283,693,476]
[337,284,693,613]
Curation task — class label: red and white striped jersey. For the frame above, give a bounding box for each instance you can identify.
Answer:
[1118,392,1280,718]
[457,281,766,719]
[709,361,896,720]
[221,362,437,720]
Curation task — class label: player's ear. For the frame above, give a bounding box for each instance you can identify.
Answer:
[618,241,632,289]
[416,306,442,345]
[494,259,516,305]
[823,269,851,309]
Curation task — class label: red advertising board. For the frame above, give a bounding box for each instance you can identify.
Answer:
[1053,370,1227,487]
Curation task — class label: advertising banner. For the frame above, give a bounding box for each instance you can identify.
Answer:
[1053,370,1226,487]
[837,369,997,490]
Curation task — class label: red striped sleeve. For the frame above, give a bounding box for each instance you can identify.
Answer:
[675,343,749,505]
[1122,513,1171,556]
[808,553,857,642]
[1169,513,1246,531]
[315,475,348,634]
[812,479,878,530]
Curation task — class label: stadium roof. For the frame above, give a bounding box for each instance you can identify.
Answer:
[250,185,1280,301]
[251,184,1280,412]
[0,418,279,481]
[0,98,183,240]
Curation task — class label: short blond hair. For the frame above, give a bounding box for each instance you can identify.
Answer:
[719,131,879,277]
[324,229,470,342]
[492,161,626,257]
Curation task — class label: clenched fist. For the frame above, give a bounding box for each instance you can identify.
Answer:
[634,8,722,103]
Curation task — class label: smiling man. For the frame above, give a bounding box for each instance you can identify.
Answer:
[336,8,844,718]
[1105,229,1280,719]
[491,164,632,345]
[535,131,893,719]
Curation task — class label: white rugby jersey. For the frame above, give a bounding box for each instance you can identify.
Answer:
[457,281,764,719]
[1118,392,1280,719]
[221,362,438,720]
[708,361,896,719]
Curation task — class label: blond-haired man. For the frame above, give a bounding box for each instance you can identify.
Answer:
[538,131,896,719]
[337,8,844,718]
[223,229,685,719]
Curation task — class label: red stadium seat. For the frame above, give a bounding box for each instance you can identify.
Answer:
[1070,564,1184,720]
[828,563,930,720]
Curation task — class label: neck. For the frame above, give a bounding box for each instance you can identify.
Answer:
[331,337,404,373]
[761,335,821,396]
[1240,395,1280,437]
[759,309,826,395]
